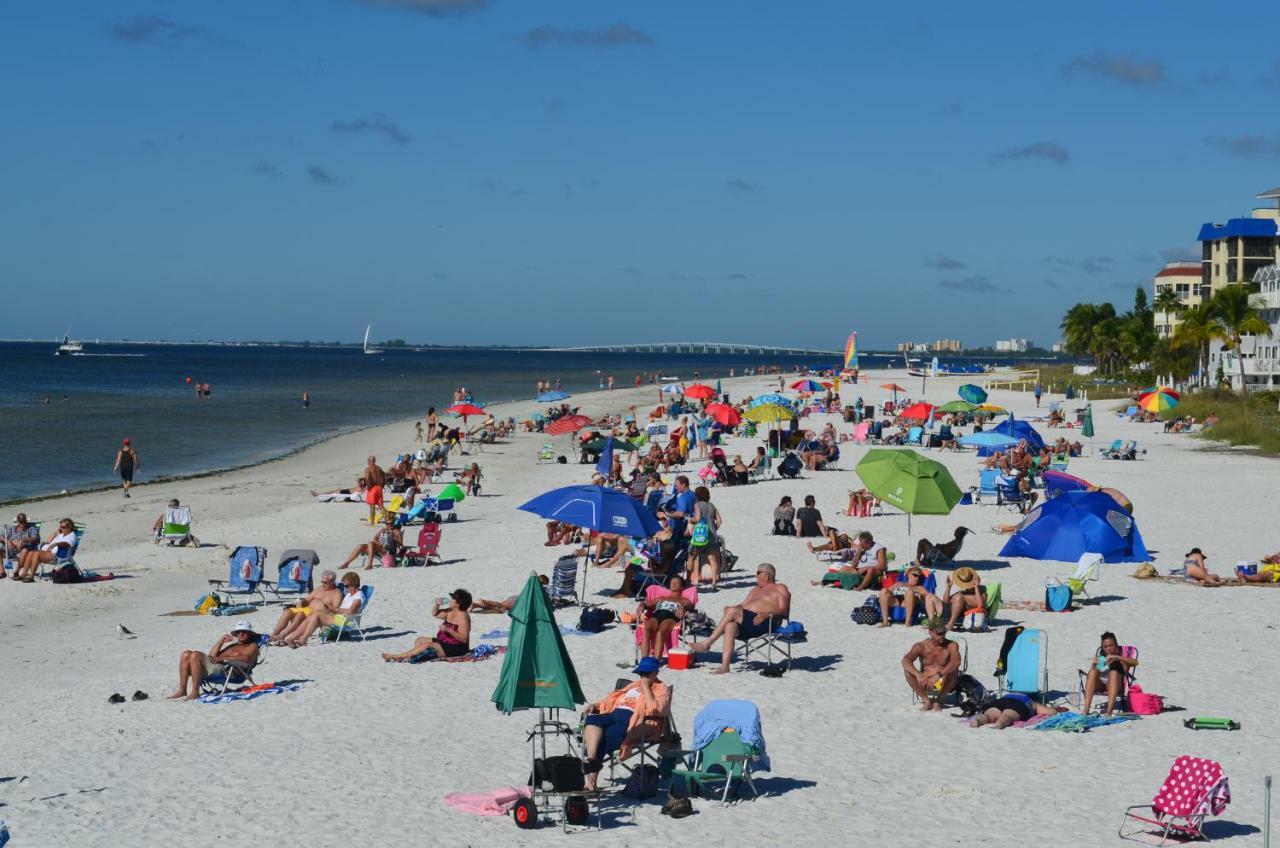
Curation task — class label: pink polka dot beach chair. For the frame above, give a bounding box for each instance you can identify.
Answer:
[1119,755,1230,845]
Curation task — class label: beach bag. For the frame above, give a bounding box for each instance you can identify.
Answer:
[851,596,881,625]
[1045,579,1073,612]
[683,610,715,636]
[955,674,988,716]
[1127,684,1165,715]
[622,764,660,799]
[50,562,82,584]
[577,606,615,633]
[777,452,802,479]
[690,521,710,548]
[530,756,585,792]
[195,593,222,615]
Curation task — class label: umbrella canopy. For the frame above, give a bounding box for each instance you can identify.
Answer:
[898,402,935,420]
[545,415,593,436]
[1142,386,1181,400]
[583,437,638,453]
[790,379,825,393]
[958,384,988,404]
[742,403,796,424]
[705,402,741,427]
[855,449,963,516]
[446,403,486,418]
[536,390,570,402]
[1041,469,1092,496]
[976,403,1008,415]
[436,482,467,502]
[660,384,685,395]
[1138,391,1178,413]
[958,431,1019,451]
[998,490,1149,564]
[992,418,1045,451]
[518,484,661,539]
[879,383,906,392]
[684,384,717,400]
[749,393,794,408]
[937,400,978,414]
[1082,405,1094,438]
[491,572,585,714]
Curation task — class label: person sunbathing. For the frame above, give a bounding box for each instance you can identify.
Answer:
[152,498,200,547]
[638,574,697,660]
[901,617,962,710]
[382,590,473,662]
[1183,547,1225,586]
[1081,631,1139,717]
[168,621,261,700]
[813,531,887,590]
[579,657,672,790]
[273,571,364,647]
[1237,553,1280,584]
[472,575,549,612]
[877,566,941,627]
[806,528,853,554]
[942,567,986,630]
[3,513,40,579]
[14,517,77,582]
[310,477,367,502]
[338,515,402,570]
[916,527,972,567]
[688,563,791,675]
[970,693,1065,728]
[268,570,342,639]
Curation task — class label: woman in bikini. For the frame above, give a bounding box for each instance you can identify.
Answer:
[382,590,473,661]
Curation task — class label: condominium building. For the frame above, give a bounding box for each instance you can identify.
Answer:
[932,338,963,352]
[994,338,1029,352]
[1197,187,1280,291]
[1210,263,1280,391]
[1153,262,1204,337]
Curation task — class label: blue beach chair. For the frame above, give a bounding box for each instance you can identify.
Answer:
[209,546,270,606]
[274,549,318,603]
[996,627,1049,702]
[973,469,1001,504]
[904,426,924,446]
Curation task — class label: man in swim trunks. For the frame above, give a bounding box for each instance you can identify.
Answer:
[168,621,261,700]
[688,563,791,675]
[268,571,342,640]
[114,438,140,498]
[902,618,962,710]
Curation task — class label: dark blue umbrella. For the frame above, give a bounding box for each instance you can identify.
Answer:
[998,490,1149,563]
[537,390,571,402]
[992,417,1045,452]
[595,437,614,478]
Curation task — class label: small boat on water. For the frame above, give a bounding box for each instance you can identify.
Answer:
[363,324,383,356]
[55,333,83,356]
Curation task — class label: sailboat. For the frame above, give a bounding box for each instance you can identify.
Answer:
[55,331,84,356]
[363,324,383,355]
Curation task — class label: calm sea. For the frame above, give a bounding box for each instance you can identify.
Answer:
[0,342,852,502]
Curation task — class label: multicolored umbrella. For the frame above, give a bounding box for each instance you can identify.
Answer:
[684,383,718,400]
[660,383,685,395]
[1142,386,1181,401]
[1138,391,1178,413]
[790,379,825,393]
[742,403,796,424]
[545,414,593,435]
[958,384,988,404]
[705,402,741,426]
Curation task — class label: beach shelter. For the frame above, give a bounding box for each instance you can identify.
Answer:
[958,384,988,404]
[705,402,741,427]
[1041,469,1091,497]
[855,449,962,546]
[537,390,571,403]
[1081,405,1095,438]
[1138,391,1178,413]
[937,400,978,414]
[491,572,586,714]
[992,417,1045,451]
[898,402,935,421]
[436,482,467,503]
[790,379,825,393]
[958,431,1019,451]
[998,490,1149,564]
[545,415,592,436]
[684,383,717,401]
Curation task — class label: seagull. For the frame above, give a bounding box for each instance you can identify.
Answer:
[117,623,137,640]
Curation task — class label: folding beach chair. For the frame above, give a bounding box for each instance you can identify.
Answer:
[208,546,270,606]
[538,442,556,463]
[274,549,319,603]
[159,506,197,546]
[1075,645,1139,712]
[738,615,805,672]
[671,728,761,805]
[883,569,939,624]
[599,678,679,791]
[1119,756,1230,846]
[995,475,1029,513]
[995,627,1049,702]
[1101,439,1124,459]
[1065,553,1102,601]
[549,555,580,607]
[632,584,696,659]
[909,636,969,706]
[973,469,1001,504]
[202,634,270,695]
[37,522,84,578]
[402,523,442,565]
[904,426,924,446]
[320,585,373,643]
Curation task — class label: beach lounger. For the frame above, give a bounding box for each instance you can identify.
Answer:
[1065,553,1102,601]
[202,634,270,695]
[995,627,1048,702]
[1119,756,1230,846]
[274,549,319,603]
[550,555,579,607]
[320,585,373,643]
[158,507,197,546]
[402,523,442,566]
[209,546,271,606]
[671,727,761,805]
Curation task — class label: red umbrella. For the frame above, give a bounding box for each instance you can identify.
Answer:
[899,402,935,420]
[446,403,486,418]
[684,384,717,401]
[546,415,593,435]
[705,402,741,426]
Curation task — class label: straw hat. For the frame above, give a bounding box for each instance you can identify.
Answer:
[951,567,978,590]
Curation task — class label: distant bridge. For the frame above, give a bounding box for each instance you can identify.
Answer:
[532,342,841,357]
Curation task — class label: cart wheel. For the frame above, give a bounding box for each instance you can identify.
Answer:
[513,798,538,829]
[564,795,589,827]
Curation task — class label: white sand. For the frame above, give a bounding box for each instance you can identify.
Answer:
[1,370,1273,847]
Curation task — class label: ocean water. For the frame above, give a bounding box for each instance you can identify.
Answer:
[0,342,841,502]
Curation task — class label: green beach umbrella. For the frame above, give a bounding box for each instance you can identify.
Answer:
[583,437,638,453]
[1082,404,1094,439]
[855,448,963,550]
[491,572,585,715]
[937,400,978,414]
[437,483,466,503]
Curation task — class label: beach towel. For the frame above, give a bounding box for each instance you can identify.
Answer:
[443,786,532,817]
[1002,599,1076,613]
[480,624,601,639]
[1029,711,1138,733]
[405,644,506,664]
[198,682,301,705]
[691,699,770,771]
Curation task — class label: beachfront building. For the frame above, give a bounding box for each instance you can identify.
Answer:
[896,341,931,353]
[1209,263,1280,391]
[1197,186,1280,294]
[1153,261,1204,337]
[994,338,1029,352]
[933,338,963,352]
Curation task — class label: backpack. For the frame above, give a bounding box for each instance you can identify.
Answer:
[577,606,615,633]
[50,562,82,584]
[777,452,802,479]
[622,764,660,799]
[690,521,710,547]
[1045,579,1073,612]
[954,674,988,716]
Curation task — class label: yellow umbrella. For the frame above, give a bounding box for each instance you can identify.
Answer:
[742,402,796,424]
[976,403,1008,414]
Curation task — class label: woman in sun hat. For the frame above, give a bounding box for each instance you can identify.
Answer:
[942,566,986,631]
[579,656,671,790]
[168,621,260,701]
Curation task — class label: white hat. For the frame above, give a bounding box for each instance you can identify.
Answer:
[231,621,257,636]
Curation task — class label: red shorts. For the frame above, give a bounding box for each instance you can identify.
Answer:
[366,486,383,505]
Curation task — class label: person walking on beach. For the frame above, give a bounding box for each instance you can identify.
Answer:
[364,456,386,524]
[1034,381,1043,408]
[114,438,140,498]
[302,390,310,409]
[425,407,439,442]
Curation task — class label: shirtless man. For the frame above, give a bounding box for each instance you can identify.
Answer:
[813,531,887,591]
[268,571,342,639]
[901,618,962,710]
[689,563,791,675]
[168,622,261,700]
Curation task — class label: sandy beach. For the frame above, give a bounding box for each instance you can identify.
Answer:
[1,369,1273,847]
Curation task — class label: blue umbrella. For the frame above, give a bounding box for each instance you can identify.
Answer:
[958,384,988,404]
[595,437,614,478]
[958,431,1019,451]
[992,418,1045,452]
[998,490,1149,563]
[749,393,794,408]
[537,390,570,402]
[660,384,685,395]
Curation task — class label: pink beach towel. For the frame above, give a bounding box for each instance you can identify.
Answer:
[443,786,532,817]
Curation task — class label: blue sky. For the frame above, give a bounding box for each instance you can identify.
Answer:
[4,1,1278,349]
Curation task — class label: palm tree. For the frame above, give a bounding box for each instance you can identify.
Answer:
[1060,302,1117,367]
[1149,336,1196,385]
[1153,287,1184,337]
[1208,284,1272,393]
[1172,303,1215,388]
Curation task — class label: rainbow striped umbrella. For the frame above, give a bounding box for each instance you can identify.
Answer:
[1138,391,1177,413]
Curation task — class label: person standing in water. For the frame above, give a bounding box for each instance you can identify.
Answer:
[114,438,140,498]
[302,390,310,409]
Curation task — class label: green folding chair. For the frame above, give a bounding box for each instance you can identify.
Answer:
[671,729,759,804]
